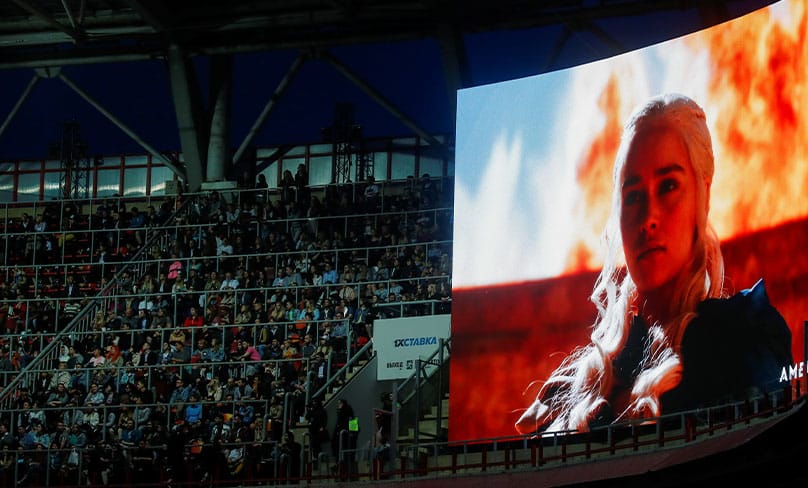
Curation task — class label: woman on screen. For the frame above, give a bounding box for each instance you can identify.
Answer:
[515,93,792,434]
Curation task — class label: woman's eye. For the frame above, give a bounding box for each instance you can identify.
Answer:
[659,178,679,194]
[623,191,642,206]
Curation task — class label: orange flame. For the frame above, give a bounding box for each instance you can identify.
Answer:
[565,75,624,273]
[696,0,808,238]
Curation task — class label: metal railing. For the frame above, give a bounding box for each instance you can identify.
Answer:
[0,197,196,408]
[393,337,450,449]
[346,382,806,483]
[311,337,376,402]
[0,437,292,487]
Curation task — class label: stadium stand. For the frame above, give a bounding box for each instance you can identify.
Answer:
[0,175,454,486]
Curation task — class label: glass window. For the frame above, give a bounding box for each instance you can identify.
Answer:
[43,172,62,200]
[393,137,417,146]
[372,152,389,181]
[309,156,332,186]
[419,155,444,179]
[44,159,61,170]
[0,163,13,200]
[282,158,304,181]
[103,156,122,167]
[256,147,277,160]
[18,161,41,171]
[0,165,14,203]
[420,134,447,145]
[124,167,147,196]
[123,155,148,166]
[286,145,307,157]
[17,173,41,201]
[390,152,415,180]
[150,165,174,195]
[309,143,332,154]
[86,171,95,199]
[96,169,121,197]
[352,152,377,182]
[263,161,278,188]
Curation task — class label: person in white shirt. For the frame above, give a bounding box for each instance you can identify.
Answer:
[219,272,239,290]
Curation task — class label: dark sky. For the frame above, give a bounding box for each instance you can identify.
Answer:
[0,39,456,161]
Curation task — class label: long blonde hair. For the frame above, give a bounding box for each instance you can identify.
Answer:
[516,94,724,433]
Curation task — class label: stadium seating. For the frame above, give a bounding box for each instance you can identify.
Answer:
[0,177,453,486]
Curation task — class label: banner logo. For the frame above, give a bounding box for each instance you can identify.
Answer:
[394,336,438,348]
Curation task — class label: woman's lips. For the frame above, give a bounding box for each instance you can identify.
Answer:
[638,246,664,260]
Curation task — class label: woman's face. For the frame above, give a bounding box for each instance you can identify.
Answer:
[620,124,700,295]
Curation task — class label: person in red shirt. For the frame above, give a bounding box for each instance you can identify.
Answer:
[237,339,262,361]
[183,306,204,327]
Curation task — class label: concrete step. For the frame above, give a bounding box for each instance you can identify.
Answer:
[425,397,450,419]
[406,418,449,439]
[319,359,371,402]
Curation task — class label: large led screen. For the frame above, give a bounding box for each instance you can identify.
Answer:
[451,0,808,441]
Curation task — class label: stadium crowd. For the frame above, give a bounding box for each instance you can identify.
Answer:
[0,173,453,486]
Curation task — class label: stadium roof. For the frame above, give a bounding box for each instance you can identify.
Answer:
[0,0,774,188]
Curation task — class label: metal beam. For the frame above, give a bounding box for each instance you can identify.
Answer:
[437,23,471,131]
[58,0,78,29]
[122,0,174,33]
[317,49,446,150]
[10,0,85,42]
[232,51,308,165]
[545,26,573,72]
[57,72,183,177]
[0,74,39,140]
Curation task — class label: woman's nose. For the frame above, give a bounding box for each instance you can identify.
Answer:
[640,198,659,235]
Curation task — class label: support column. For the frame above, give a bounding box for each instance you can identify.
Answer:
[206,54,232,183]
[437,23,471,130]
[166,43,205,192]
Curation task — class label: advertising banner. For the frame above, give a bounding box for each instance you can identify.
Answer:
[374,315,451,381]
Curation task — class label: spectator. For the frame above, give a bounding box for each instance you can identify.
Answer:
[167,253,183,281]
[217,237,234,256]
[50,361,72,389]
[169,378,192,405]
[0,424,15,451]
[219,272,239,290]
[363,176,380,211]
[255,173,269,203]
[86,348,106,368]
[170,342,191,365]
[300,334,316,358]
[295,163,309,208]
[331,398,355,461]
[184,394,203,424]
[119,418,143,459]
[322,262,339,285]
[280,170,295,204]
[279,431,302,481]
[330,313,349,350]
[183,307,204,327]
[46,383,69,408]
